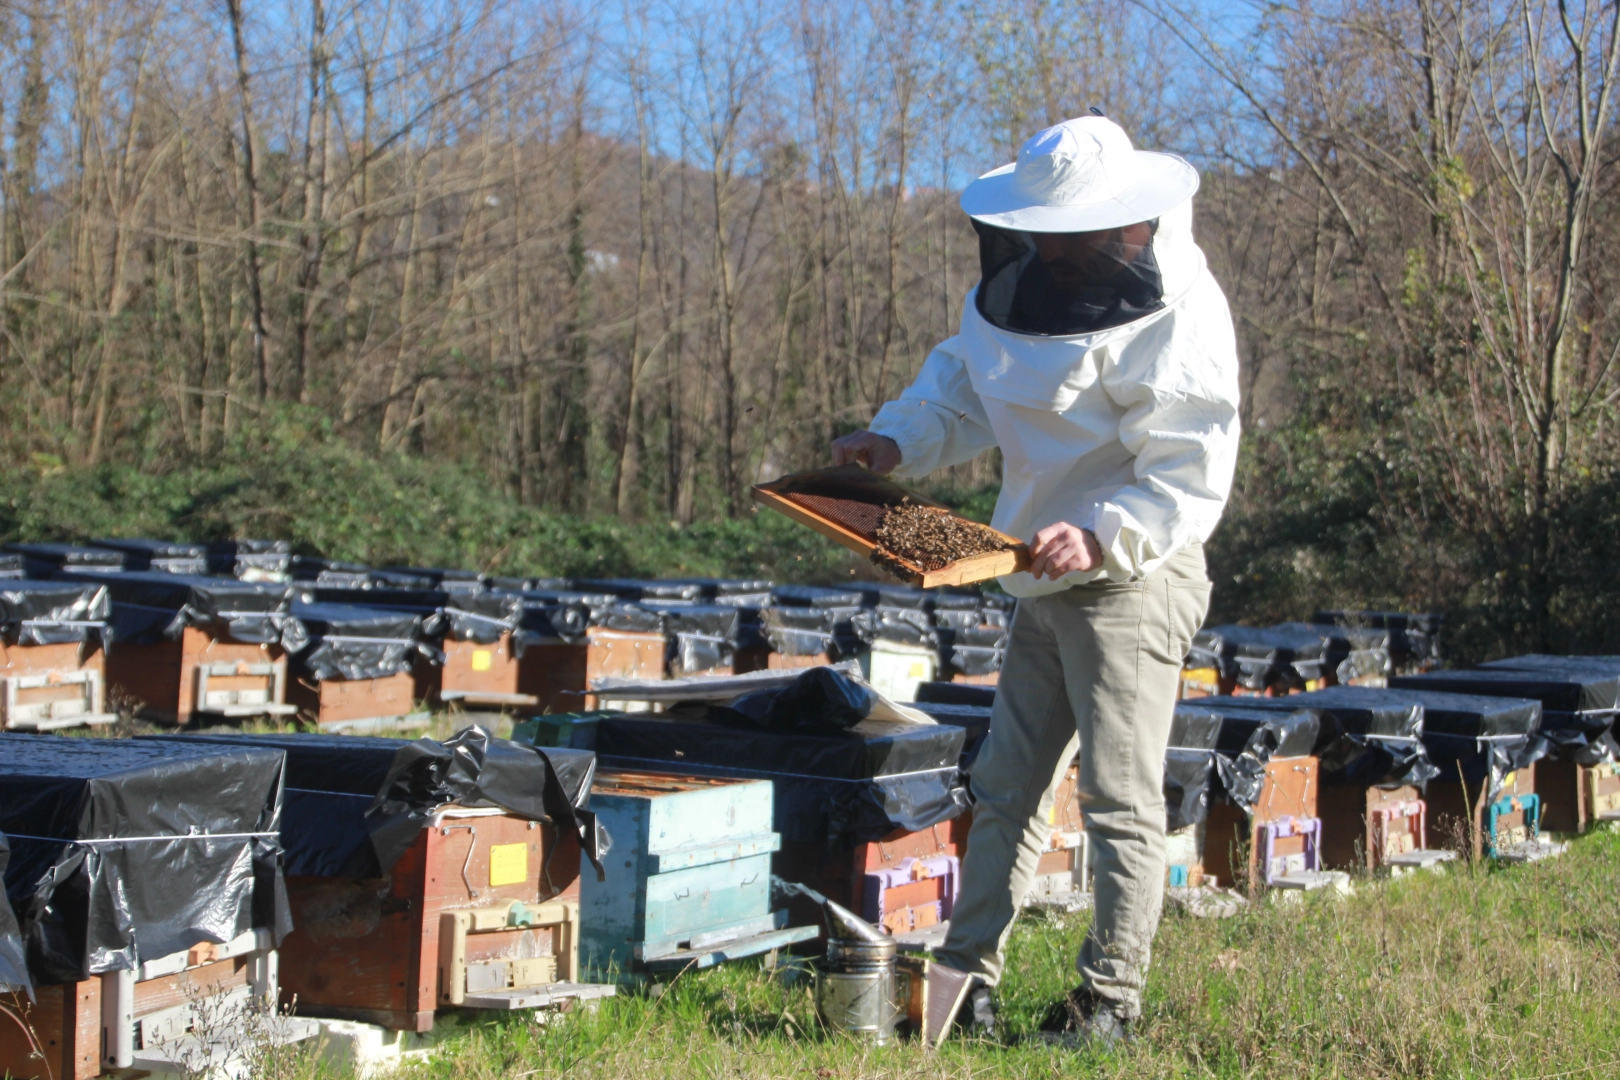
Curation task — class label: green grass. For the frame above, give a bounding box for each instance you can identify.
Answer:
[254,829,1620,1080]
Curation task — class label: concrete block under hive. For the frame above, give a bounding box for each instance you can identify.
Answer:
[578,771,816,978]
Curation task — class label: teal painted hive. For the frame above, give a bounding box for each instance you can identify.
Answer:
[581,769,818,978]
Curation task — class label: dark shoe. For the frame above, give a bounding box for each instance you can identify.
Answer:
[1031,986,1132,1050]
[955,985,996,1038]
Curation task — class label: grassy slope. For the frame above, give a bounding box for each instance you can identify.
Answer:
[256,830,1620,1080]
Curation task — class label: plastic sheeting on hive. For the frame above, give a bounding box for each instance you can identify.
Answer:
[0,580,111,649]
[66,570,307,652]
[593,707,969,845]
[1199,624,1329,693]
[0,833,31,997]
[1477,655,1620,764]
[1165,702,1320,829]
[5,543,125,576]
[1390,669,1606,763]
[1193,688,1440,789]
[92,538,209,575]
[0,735,290,985]
[149,727,601,883]
[637,600,743,674]
[290,601,438,681]
[206,539,292,580]
[1367,685,1548,802]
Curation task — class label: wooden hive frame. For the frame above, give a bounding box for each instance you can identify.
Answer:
[752,465,1030,588]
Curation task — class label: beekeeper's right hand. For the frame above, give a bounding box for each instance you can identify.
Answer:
[831,431,902,474]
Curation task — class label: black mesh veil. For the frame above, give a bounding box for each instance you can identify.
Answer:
[972,219,1165,336]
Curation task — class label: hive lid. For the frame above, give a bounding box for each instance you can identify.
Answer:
[1390,669,1616,714]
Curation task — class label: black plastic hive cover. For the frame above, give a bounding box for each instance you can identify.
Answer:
[573,578,707,601]
[93,538,206,560]
[1190,689,1438,789]
[64,569,305,650]
[0,553,21,577]
[289,601,431,681]
[0,834,30,996]
[0,580,111,647]
[908,701,993,769]
[1389,669,1616,714]
[770,584,868,608]
[915,681,996,708]
[1168,701,1322,822]
[5,542,125,573]
[0,734,289,984]
[146,728,600,882]
[594,708,969,844]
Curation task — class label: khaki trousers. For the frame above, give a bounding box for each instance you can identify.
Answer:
[934,543,1211,1017]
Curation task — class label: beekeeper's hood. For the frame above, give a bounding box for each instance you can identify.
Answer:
[960,115,1202,337]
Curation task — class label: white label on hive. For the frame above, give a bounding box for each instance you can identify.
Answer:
[489,843,527,886]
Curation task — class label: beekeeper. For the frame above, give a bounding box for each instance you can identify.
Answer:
[832,115,1240,1048]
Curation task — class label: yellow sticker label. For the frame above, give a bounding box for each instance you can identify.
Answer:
[909,662,926,678]
[489,843,528,887]
[471,649,493,672]
[1503,771,1516,789]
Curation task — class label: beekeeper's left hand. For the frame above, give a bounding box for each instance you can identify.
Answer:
[1029,522,1103,580]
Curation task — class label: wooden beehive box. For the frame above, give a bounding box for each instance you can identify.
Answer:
[578,770,817,978]
[520,628,669,713]
[107,626,295,725]
[0,932,299,1080]
[1536,758,1620,834]
[0,640,116,731]
[278,806,593,1030]
[1203,756,1320,890]
[287,670,425,730]
[752,465,1030,587]
[1316,783,1428,872]
[776,821,964,937]
[1426,763,1537,861]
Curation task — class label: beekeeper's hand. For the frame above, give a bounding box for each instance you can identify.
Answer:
[1029,522,1103,579]
[831,431,902,474]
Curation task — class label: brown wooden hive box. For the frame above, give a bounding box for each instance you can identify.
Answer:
[277,807,588,1031]
[1202,756,1320,890]
[0,640,117,731]
[106,626,294,725]
[0,932,285,1080]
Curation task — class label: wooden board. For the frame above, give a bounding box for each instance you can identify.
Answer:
[277,811,577,1030]
[752,465,1031,587]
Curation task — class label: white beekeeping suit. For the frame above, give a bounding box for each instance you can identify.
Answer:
[868,122,1241,595]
